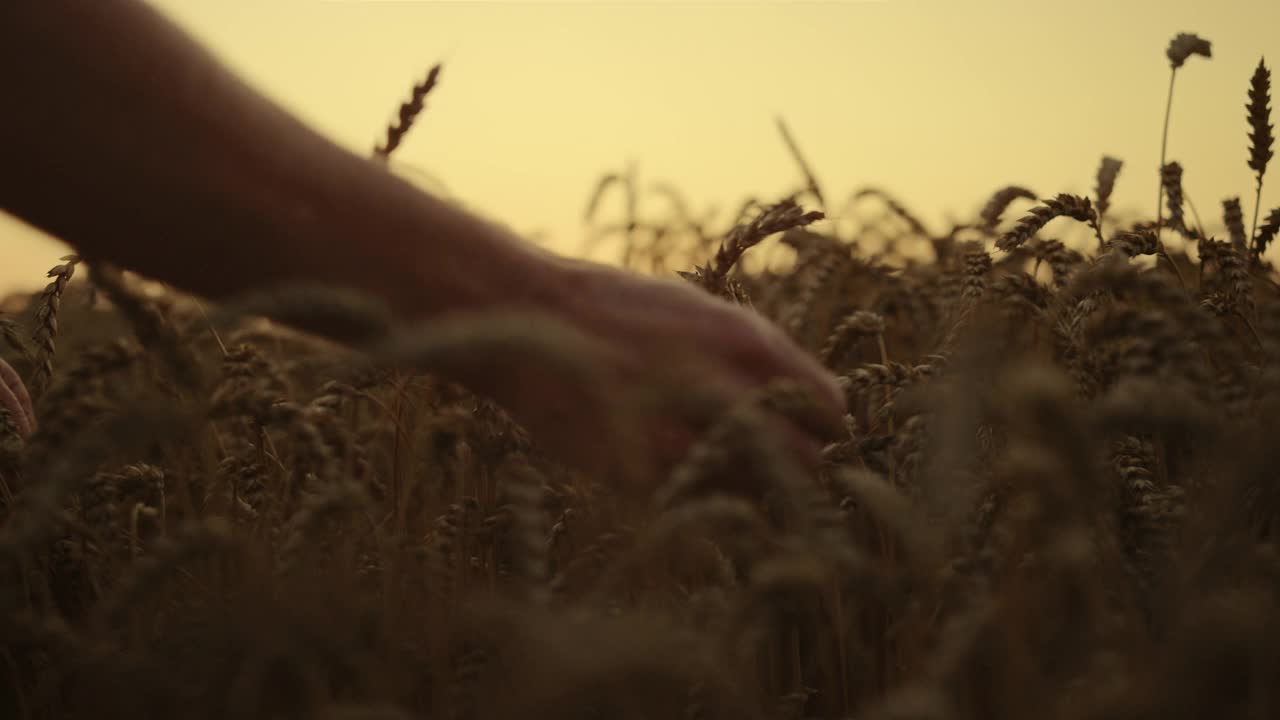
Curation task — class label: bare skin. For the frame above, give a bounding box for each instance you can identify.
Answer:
[0,358,34,438]
[0,2,844,472]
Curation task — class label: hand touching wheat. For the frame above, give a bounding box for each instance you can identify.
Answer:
[0,2,843,474]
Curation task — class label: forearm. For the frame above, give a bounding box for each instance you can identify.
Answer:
[0,1,560,322]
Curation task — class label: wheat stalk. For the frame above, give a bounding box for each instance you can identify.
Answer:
[1094,156,1124,229]
[1156,34,1211,241]
[1248,57,1274,257]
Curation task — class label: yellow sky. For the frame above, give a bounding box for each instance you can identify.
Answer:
[2,0,1277,291]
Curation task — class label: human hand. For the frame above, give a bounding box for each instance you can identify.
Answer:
[427,257,846,484]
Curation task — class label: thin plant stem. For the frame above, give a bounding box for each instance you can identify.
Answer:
[1252,180,1265,250]
[1157,69,1178,237]
[1156,69,1190,292]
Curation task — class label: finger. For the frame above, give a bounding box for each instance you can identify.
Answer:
[641,372,737,471]
[660,416,824,509]
[654,372,829,505]
[0,358,36,425]
[775,415,824,472]
[0,362,34,438]
[723,314,848,430]
[765,338,848,427]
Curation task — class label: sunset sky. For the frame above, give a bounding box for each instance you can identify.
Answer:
[2,0,1277,291]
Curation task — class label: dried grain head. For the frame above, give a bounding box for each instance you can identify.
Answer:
[962,248,993,301]
[1166,33,1212,69]
[979,185,1037,233]
[820,310,886,368]
[997,194,1099,252]
[1223,197,1247,251]
[1247,57,1274,184]
[1106,230,1160,258]
[1253,206,1280,260]
[373,63,442,159]
[30,254,80,393]
[1161,161,1187,234]
[693,198,824,296]
[1094,156,1124,221]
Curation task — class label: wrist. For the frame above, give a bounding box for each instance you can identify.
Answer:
[390,197,575,323]
[281,156,571,326]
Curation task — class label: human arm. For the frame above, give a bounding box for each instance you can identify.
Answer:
[0,1,845,470]
[0,0,558,320]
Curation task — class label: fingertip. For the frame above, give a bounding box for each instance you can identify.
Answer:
[788,346,849,428]
[821,369,848,416]
[742,319,842,410]
[0,377,33,439]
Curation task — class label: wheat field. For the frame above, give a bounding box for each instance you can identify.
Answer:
[2,32,1279,720]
